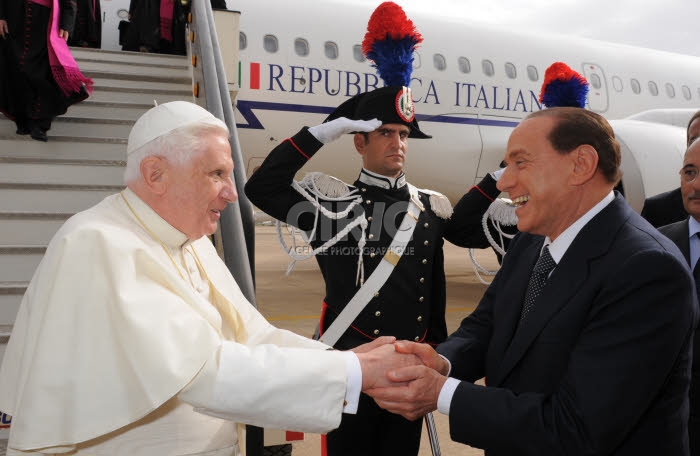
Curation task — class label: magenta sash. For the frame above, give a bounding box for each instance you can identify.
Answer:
[160,0,175,43]
[30,0,94,97]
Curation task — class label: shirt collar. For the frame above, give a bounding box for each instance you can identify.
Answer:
[688,216,700,239]
[546,191,615,263]
[122,187,190,249]
[358,168,406,190]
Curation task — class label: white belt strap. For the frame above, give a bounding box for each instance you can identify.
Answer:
[320,185,424,346]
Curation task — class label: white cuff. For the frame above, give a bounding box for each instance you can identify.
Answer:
[342,352,362,414]
[437,377,460,415]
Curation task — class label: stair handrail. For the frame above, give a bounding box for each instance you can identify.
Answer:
[190,1,256,306]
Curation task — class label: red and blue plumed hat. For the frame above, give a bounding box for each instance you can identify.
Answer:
[324,2,430,138]
[539,62,589,109]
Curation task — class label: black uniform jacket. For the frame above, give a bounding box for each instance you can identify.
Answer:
[245,127,502,349]
[437,194,698,456]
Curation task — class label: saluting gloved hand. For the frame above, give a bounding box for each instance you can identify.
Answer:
[489,160,507,181]
[308,117,382,144]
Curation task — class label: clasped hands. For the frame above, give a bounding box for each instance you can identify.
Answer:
[353,337,450,421]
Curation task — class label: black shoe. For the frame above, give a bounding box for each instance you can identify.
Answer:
[30,127,47,142]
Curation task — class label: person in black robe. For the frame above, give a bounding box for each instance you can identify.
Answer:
[68,0,101,48]
[122,0,186,55]
[0,0,89,142]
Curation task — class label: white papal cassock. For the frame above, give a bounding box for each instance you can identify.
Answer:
[0,188,352,455]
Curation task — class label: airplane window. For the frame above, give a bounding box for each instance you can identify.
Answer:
[413,51,422,69]
[263,34,278,53]
[527,65,538,81]
[458,57,471,74]
[239,32,247,50]
[504,62,516,79]
[648,81,658,96]
[482,59,495,77]
[295,38,309,57]
[325,41,339,60]
[665,83,676,98]
[612,76,623,92]
[630,78,641,94]
[433,54,447,71]
[590,74,601,89]
[353,45,366,63]
[682,85,692,100]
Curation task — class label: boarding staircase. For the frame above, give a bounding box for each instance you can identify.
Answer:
[0,48,195,354]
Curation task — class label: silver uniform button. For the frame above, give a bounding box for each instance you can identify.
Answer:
[419,296,424,302]
[370,252,376,258]
[414,336,420,341]
[367,216,373,221]
[424,223,429,228]
[374,329,380,335]
[366,200,372,204]
[424,240,429,246]
[374,291,379,297]
[368,234,374,240]
[420,277,425,283]
[361,188,367,192]
[375,311,381,317]
[422,259,428,265]
[417,316,423,322]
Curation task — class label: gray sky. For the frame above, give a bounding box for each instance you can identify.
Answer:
[354,0,700,57]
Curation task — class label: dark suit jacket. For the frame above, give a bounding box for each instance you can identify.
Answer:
[659,218,700,456]
[438,194,698,456]
[641,187,686,228]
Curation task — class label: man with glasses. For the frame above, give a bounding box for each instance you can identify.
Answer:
[659,136,700,456]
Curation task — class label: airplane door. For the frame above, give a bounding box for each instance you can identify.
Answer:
[100,0,130,51]
[581,62,609,113]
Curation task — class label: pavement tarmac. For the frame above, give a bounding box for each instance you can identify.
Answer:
[252,225,500,456]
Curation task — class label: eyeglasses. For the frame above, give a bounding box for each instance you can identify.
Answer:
[680,166,699,183]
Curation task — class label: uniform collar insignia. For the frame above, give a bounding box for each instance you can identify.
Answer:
[359,168,407,190]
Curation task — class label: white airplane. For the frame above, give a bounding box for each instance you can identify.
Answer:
[209,0,698,215]
[99,0,700,211]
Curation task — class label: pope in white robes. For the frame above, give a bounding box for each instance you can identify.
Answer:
[0,101,414,455]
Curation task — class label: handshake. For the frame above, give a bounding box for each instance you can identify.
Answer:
[352,337,450,421]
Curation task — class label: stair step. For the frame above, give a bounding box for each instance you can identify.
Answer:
[0,248,44,283]
[0,214,70,246]
[66,103,150,121]
[0,162,124,187]
[83,68,191,84]
[90,77,193,93]
[0,186,119,213]
[71,47,188,66]
[0,138,127,162]
[0,117,131,139]
[0,282,24,327]
[88,88,194,105]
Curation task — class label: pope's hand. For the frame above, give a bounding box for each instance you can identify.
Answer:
[355,343,421,391]
[308,117,382,144]
[351,336,396,354]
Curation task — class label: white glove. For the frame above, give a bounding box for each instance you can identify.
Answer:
[490,168,505,181]
[308,117,382,144]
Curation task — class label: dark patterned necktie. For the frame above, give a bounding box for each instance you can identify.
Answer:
[520,245,556,321]
[693,237,700,297]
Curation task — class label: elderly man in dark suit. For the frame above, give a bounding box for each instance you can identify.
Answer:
[659,138,700,456]
[641,109,700,227]
[368,106,698,456]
